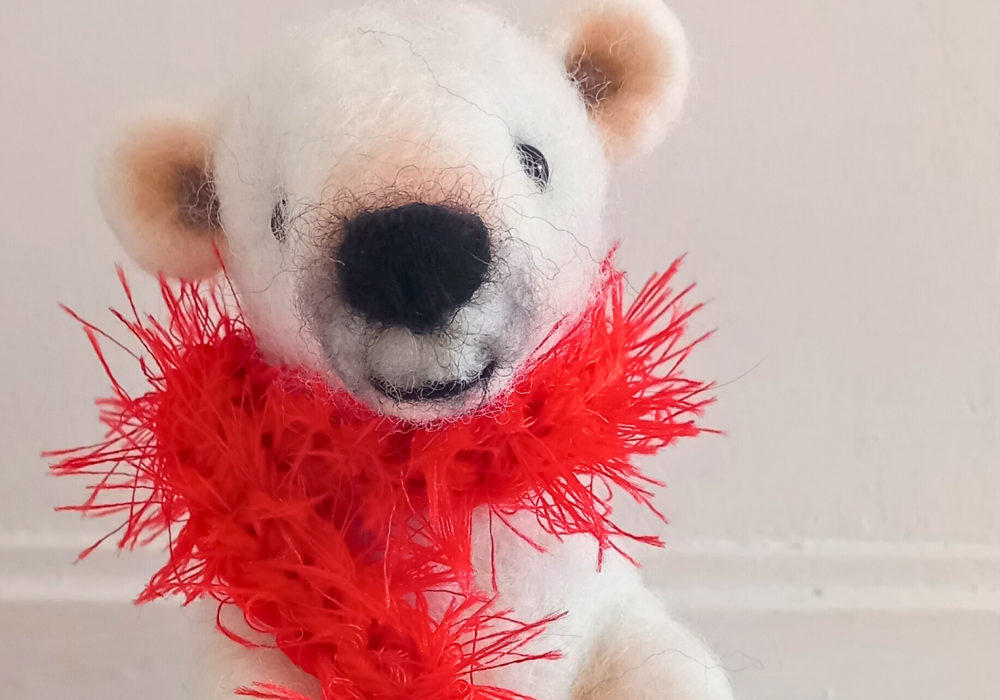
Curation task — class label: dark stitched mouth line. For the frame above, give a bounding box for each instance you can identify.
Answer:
[370,360,497,403]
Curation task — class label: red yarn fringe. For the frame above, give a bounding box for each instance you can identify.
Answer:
[47,256,711,700]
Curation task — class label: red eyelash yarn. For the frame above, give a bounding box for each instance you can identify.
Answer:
[48,255,711,700]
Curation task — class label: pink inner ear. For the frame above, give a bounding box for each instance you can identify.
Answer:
[122,122,217,233]
[565,8,669,145]
[175,163,221,231]
[569,50,621,110]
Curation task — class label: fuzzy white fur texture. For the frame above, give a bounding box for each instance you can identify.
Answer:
[96,1,730,698]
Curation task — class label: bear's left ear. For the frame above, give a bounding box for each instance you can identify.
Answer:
[555,0,691,163]
[95,111,225,280]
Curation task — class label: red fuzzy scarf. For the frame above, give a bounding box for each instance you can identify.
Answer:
[49,257,711,700]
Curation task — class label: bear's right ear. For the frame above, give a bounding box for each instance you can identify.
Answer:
[554,0,691,163]
[96,112,224,279]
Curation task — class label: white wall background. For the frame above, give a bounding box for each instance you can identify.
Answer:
[1,1,997,698]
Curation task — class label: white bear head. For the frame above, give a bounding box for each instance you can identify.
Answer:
[97,0,690,422]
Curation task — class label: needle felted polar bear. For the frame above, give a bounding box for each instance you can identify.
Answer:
[94,1,734,698]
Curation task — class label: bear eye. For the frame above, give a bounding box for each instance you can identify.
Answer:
[516,143,550,190]
[271,198,287,243]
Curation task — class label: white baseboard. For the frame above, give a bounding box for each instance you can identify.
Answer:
[647,537,1000,612]
[2,531,997,612]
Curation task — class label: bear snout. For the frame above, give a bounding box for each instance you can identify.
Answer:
[336,203,492,335]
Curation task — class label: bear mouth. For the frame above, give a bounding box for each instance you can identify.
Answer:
[369,360,497,403]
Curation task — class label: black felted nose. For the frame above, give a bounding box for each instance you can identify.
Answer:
[336,203,491,334]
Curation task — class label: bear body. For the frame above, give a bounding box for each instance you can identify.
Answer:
[195,513,732,700]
